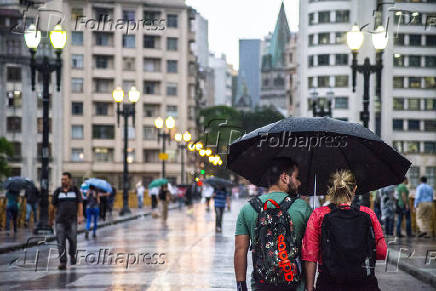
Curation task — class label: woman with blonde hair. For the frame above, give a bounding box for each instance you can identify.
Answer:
[302,169,387,291]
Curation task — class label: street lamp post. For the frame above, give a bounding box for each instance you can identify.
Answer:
[310,88,333,117]
[25,24,66,234]
[113,86,140,216]
[347,25,388,128]
[154,117,175,179]
[174,131,192,184]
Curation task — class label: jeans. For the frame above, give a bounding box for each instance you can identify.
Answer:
[396,208,411,236]
[151,195,158,209]
[55,221,77,264]
[215,207,225,229]
[26,202,38,223]
[137,195,143,208]
[384,217,394,235]
[6,206,18,232]
[86,208,100,235]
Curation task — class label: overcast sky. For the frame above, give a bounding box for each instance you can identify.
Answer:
[185,0,299,70]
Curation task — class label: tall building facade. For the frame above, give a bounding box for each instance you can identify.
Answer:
[61,0,197,187]
[260,3,297,117]
[236,39,261,110]
[209,53,232,106]
[298,0,436,188]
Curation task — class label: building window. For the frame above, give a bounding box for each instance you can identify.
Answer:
[394,34,405,46]
[71,125,84,139]
[408,166,420,188]
[143,104,160,117]
[308,77,314,89]
[72,54,83,69]
[123,57,135,71]
[144,35,160,48]
[123,10,135,22]
[94,78,113,93]
[393,98,405,110]
[144,10,161,23]
[167,14,178,28]
[318,11,330,23]
[36,143,52,159]
[71,148,84,162]
[122,35,135,48]
[318,54,330,66]
[143,81,160,94]
[7,90,22,107]
[144,150,159,163]
[334,97,348,109]
[94,32,113,46]
[424,77,436,88]
[72,102,83,115]
[94,7,113,19]
[309,35,314,46]
[335,75,348,88]
[143,126,157,140]
[166,83,178,96]
[72,78,84,93]
[7,67,21,82]
[408,119,420,130]
[424,99,436,110]
[409,77,421,88]
[335,54,348,65]
[167,37,178,51]
[92,125,115,139]
[408,98,421,110]
[308,55,314,67]
[167,60,178,73]
[424,142,436,154]
[424,120,436,131]
[318,76,330,88]
[408,55,421,67]
[143,58,161,72]
[122,80,135,93]
[94,102,112,116]
[426,35,436,47]
[7,117,21,133]
[37,118,52,133]
[72,31,83,46]
[394,13,406,25]
[318,32,330,44]
[393,119,404,130]
[393,55,404,66]
[426,167,436,188]
[335,32,346,44]
[335,10,349,23]
[425,56,436,67]
[95,55,113,69]
[393,77,404,88]
[409,34,421,46]
[93,147,114,162]
[128,127,136,139]
[71,8,83,21]
[393,141,404,152]
[10,142,21,161]
[309,13,314,25]
[167,105,178,117]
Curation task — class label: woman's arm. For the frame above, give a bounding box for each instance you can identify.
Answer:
[305,261,317,291]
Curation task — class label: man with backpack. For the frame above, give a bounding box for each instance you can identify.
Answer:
[234,158,312,291]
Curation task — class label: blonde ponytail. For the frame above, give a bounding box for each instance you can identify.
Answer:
[327,169,357,204]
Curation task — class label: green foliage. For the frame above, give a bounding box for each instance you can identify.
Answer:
[0,137,14,180]
[241,106,284,133]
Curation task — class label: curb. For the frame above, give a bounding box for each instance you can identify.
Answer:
[0,206,178,254]
[387,248,436,288]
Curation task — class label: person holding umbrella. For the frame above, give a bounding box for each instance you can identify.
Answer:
[24,185,39,228]
[85,185,100,239]
[213,186,230,233]
[302,170,387,291]
[5,189,20,235]
[158,183,171,221]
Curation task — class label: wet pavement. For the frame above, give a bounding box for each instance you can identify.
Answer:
[0,198,434,290]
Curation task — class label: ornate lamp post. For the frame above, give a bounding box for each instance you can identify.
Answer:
[25,24,66,234]
[174,131,192,184]
[112,86,140,216]
[154,117,176,179]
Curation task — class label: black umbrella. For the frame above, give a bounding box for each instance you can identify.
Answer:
[205,177,233,188]
[227,117,411,196]
[3,176,36,192]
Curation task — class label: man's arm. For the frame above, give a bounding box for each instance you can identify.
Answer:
[305,261,317,291]
[234,235,250,282]
[77,202,83,224]
[400,188,408,209]
[414,186,421,209]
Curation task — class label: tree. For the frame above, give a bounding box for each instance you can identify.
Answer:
[241,106,284,133]
[0,137,14,181]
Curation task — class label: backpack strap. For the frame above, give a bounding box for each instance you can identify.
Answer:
[249,197,263,214]
[279,196,297,212]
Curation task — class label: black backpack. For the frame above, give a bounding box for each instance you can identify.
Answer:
[249,196,302,290]
[321,203,377,284]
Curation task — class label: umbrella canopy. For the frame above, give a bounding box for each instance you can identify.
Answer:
[148,178,168,189]
[80,183,89,193]
[205,177,233,188]
[227,117,411,196]
[84,178,112,193]
[3,176,35,192]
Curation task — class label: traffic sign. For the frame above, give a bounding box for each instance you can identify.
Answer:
[158,153,169,160]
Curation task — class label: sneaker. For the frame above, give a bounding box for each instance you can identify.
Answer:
[58,264,66,270]
[92,233,96,239]
[85,231,89,239]
[418,232,427,238]
[70,256,77,265]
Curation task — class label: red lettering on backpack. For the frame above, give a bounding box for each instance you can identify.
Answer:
[277,234,296,282]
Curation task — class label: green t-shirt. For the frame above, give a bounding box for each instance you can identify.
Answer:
[235,192,313,291]
[397,183,409,208]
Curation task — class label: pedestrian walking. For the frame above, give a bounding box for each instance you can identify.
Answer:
[5,189,19,235]
[99,190,108,221]
[108,186,116,219]
[81,189,87,219]
[24,186,39,227]
[303,169,387,291]
[234,158,312,291]
[396,177,412,237]
[415,176,434,238]
[136,182,145,209]
[150,186,160,218]
[380,185,395,236]
[52,172,83,270]
[202,183,213,211]
[85,185,100,239]
[159,184,171,221]
[213,186,229,232]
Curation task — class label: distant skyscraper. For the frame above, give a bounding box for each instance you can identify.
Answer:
[192,10,209,68]
[209,53,232,106]
[236,39,261,110]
